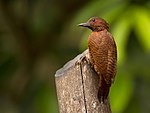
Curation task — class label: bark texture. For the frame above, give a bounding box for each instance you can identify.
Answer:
[55,49,111,113]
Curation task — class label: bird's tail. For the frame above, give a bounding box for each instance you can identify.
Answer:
[98,77,110,102]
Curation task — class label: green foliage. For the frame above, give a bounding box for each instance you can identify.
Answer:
[133,6,150,52]
[110,71,133,113]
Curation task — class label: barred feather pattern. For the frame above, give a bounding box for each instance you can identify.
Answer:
[88,29,117,101]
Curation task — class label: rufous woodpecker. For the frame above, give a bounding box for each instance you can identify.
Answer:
[78,17,117,102]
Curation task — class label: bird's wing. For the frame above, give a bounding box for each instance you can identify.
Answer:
[88,32,117,85]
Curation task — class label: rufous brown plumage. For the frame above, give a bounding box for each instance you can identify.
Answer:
[79,17,117,102]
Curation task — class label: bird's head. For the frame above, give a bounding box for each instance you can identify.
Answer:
[78,17,109,31]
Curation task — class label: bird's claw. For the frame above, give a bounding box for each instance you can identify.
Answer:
[75,51,91,65]
[75,55,86,65]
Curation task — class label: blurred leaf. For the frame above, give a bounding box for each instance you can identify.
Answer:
[110,70,133,113]
[132,6,150,52]
[111,15,132,64]
[102,2,128,23]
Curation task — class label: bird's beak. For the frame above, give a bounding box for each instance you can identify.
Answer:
[78,22,90,27]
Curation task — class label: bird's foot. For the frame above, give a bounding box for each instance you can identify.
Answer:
[75,50,91,65]
[75,55,86,65]
[85,52,91,65]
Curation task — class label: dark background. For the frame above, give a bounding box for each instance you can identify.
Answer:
[0,0,150,113]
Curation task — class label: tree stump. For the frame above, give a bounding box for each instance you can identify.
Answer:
[55,49,112,113]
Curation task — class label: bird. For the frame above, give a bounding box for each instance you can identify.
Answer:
[78,17,117,102]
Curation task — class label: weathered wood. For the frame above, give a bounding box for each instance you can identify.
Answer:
[55,49,111,113]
